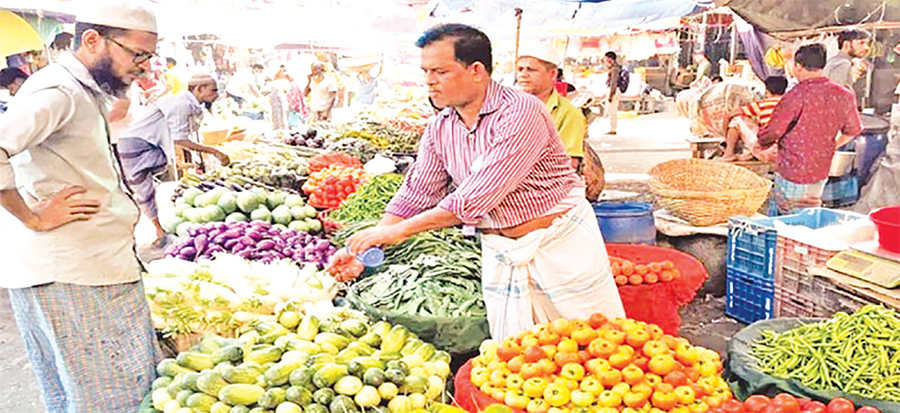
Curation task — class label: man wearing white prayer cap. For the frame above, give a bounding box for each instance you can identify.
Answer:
[516,43,586,169]
[119,72,230,244]
[0,2,164,412]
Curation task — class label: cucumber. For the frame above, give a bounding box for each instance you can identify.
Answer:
[313,364,349,388]
[218,384,266,407]
[212,345,245,365]
[285,339,322,355]
[363,368,387,387]
[288,367,315,387]
[307,403,329,413]
[257,388,286,410]
[225,363,264,385]
[329,395,360,413]
[380,325,410,353]
[347,357,387,377]
[335,349,360,365]
[265,359,305,386]
[399,339,423,357]
[346,342,376,357]
[230,406,251,413]
[285,386,314,405]
[197,371,229,397]
[370,321,391,338]
[177,352,215,372]
[186,393,218,412]
[314,333,351,351]
[296,314,319,341]
[151,376,173,391]
[339,319,368,338]
[157,358,196,378]
[313,388,336,405]
[358,333,382,349]
[245,347,283,365]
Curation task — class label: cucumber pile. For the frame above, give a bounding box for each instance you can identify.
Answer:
[145,311,451,413]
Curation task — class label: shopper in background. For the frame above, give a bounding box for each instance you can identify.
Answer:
[118,73,230,244]
[824,29,871,92]
[226,63,263,106]
[0,67,28,113]
[693,52,711,81]
[163,57,187,95]
[758,44,863,215]
[604,51,621,135]
[328,23,624,340]
[305,61,338,122]
[516,44,585,169]
[0,2,161,411]
[356,62,382,106]
[721,75,788,161]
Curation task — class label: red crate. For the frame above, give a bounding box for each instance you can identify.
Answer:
[774,236,877,317]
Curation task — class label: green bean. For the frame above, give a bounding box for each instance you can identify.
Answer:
[752,305,900,402]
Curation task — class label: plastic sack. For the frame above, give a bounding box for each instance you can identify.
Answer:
[608,244,708,335]
[690,81,758,138]
[726,318,900,411]
[363,154,397,176]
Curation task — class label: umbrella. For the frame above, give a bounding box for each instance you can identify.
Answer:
[0,10,44,57]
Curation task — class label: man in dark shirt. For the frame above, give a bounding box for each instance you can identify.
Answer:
[758,44,863,215]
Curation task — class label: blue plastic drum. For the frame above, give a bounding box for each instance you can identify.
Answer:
[592,202,656,245]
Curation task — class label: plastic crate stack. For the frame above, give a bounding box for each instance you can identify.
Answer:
[725,217,777,324]
[725,208,873,324]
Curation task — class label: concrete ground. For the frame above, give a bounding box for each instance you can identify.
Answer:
[0,108,738,412]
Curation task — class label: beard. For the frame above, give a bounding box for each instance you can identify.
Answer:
[87,52,129,98]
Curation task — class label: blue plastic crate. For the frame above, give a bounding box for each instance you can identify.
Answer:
[727,218,778,282]
[726,267,774,324]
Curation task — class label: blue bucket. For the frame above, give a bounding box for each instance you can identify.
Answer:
[593,202,656,245]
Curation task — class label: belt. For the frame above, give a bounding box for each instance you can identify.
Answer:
[481,208,572,240]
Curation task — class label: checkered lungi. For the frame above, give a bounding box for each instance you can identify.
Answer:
[8,280,160,413]
[767,173,828,216]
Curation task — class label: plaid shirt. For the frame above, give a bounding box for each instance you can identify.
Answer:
[385,82,581,229]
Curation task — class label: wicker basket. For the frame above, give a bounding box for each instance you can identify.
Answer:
[649,158,773,226]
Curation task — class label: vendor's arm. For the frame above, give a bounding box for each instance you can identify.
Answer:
[836,99,864,149]
[757,93,800,149]
[0,88,101,231]
[174,139,230,166]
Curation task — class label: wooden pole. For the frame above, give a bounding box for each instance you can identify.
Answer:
[514,8,523,61]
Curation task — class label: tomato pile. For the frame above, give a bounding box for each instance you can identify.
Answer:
[611,258,682,286]
[307,152,363,173]
[470,314,734,413]
[302,165,368,209]
[723,394,880,413]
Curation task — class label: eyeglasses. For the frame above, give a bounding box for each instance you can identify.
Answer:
[105,36,156,65]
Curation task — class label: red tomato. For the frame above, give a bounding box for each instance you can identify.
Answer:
[826,399,855,413]
[771,394,800,413]
[721,399,745,413]
[801,401,827,413]
[744,395,771,413]
[855,407,880,413]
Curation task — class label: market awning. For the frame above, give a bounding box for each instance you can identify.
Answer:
[718,0,900,33]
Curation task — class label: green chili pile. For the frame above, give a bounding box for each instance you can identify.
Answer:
[329,173,404,223]
[752,305,900,401]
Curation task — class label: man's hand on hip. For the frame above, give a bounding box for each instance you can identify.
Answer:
[28,186,101,231]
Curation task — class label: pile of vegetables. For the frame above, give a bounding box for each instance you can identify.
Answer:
[334,114,422,154]
[302,166,369,210]
[753,305,900,402]
[163,187,321,237]
[145,311,452,413]
[179,157,308,194]
[143,256,337,338]
[611,258,682,286]
[329,174,404,224]
[470,315,733,413]
[164,221,336,268]
[285,127,326,149]
[734,394,881,413]
[308,153,364,173]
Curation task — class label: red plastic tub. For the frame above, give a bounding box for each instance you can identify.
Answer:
[870,205,900,253]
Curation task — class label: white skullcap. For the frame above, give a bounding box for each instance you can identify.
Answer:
[188,73,216,87]
[77,1,157,34]
[518,43,562,67]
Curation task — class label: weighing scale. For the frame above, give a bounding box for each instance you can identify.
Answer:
[827,240,900,288]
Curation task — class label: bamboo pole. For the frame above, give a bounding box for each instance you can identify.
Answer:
[514,8,523,61]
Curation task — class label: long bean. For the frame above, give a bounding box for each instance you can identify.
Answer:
[752,305,900,401]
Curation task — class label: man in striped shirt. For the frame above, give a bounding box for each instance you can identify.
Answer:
[329,24,624,339]
[721,76,787,161]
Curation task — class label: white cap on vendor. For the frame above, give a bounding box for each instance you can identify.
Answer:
[76,0,158,34]
[188,73,216,87]
[518,44,562,68]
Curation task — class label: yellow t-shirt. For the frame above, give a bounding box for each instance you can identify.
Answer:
[165,70,187,95]
[546,90,586,158]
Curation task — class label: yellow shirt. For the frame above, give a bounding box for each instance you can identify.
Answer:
[165,69,187,95]
[546,90,586,158]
